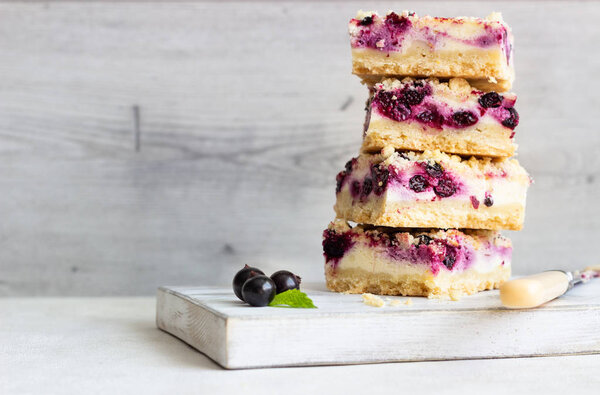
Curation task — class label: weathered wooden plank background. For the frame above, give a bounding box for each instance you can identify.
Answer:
[1,1,599,296]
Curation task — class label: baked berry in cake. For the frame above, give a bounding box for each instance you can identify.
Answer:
[362,77,518,157]
[349,10,514,91]
[334,148,530,230]
[323,220,511,298]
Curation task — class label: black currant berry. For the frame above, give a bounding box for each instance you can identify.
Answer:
[322,230,352,261]
[425,162,444,178]
[417,234,432,245]
[452,111,478,127]
[371,165,390,195]
[484,195,494,207]
[402,88,425,106]
[434,178,456,197]
[232,265,264,301]
[443,250,457,270]
[335,171,345,193]
[360,16,373,26]
[361,177,373,197]
[409,175,429,192]
[344,158,356,173]
[501,107,519,129]
[350,180,361,196]
[241,275,276,307]
[270,270,302,294]
[478,92,503,108]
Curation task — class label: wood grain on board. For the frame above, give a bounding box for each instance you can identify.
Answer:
[1,1,599,295]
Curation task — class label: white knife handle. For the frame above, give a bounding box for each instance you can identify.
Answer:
[500,271,570,309]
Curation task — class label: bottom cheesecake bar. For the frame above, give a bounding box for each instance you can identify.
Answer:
[323,220,511,298]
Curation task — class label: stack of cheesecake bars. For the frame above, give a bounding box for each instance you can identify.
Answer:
[322,10,531,299]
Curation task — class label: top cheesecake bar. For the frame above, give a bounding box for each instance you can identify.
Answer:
[349,10,514,91]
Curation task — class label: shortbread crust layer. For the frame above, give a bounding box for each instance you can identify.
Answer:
[325,265,510,298]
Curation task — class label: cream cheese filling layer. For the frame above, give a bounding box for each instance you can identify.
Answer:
[334,243,510,276]
[369,112,512,133]
[351,41,507,59]
[386,174,528,207]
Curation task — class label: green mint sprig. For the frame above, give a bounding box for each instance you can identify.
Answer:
[268,289,317,308]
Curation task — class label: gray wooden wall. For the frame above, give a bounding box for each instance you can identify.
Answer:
[1,1,599,296]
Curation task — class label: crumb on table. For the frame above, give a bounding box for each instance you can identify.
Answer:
[362,293,385,307]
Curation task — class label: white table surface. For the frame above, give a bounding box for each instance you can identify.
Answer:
[1,298,599,394]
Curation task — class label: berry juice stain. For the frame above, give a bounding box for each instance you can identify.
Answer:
[322,230,355,266]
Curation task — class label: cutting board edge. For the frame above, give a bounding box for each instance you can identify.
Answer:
[156,287,231,368]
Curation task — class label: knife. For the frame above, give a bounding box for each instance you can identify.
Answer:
[500,265,600,309]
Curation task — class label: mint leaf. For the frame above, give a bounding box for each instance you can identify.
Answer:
[269,289,317,308]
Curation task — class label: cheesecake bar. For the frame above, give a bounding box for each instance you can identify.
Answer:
[362,77,519,157]
[323,220,511,298]
[334,148,530,230]
[349,11,514,91]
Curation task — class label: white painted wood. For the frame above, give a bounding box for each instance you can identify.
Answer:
[156,284,228,365]
[3,297,600,394]
[1,1,599,295]
[156,281,600,369]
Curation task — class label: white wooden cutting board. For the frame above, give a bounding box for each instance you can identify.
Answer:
[156,282,600,369]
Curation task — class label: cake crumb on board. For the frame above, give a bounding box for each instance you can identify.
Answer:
[363,294,413,307]
[362,293,385,307]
